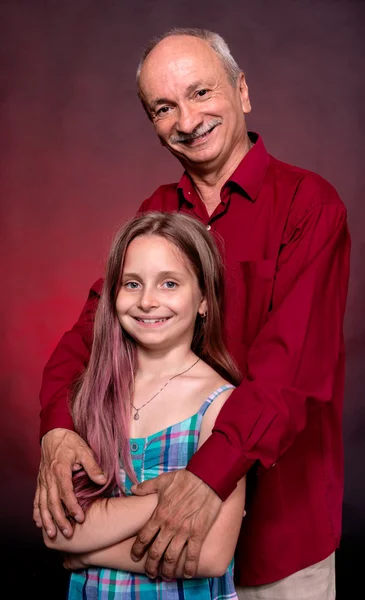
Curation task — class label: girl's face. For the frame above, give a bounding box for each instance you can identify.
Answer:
[116,234,207,352]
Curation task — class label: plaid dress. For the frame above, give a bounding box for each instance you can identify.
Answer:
[68,384,238,600]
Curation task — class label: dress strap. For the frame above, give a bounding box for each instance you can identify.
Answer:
[199,384,235,417]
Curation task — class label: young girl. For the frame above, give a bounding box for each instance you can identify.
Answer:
[43,211,246,599]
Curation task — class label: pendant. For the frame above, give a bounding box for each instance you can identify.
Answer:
[134,412,140,420]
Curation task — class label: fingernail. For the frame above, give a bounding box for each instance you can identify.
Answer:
[62,528,69,536]
[74,514,82,523]
[47,529,53,537]
[96,474,106,481]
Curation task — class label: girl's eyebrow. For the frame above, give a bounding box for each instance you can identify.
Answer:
[122,270,186,280]
[158,270,186,279]
[122,272,141,280]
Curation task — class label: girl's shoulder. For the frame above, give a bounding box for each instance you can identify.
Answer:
[198,379,235,447]
[196,361,235,414]
[195,359,235,392]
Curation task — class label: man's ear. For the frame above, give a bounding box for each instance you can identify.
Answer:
[238,72,252,114]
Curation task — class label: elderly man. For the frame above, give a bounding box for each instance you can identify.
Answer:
[34,28,350,599]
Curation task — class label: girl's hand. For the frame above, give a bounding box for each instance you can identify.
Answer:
[63,552,89,571]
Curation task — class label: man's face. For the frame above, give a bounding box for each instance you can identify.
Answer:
[138,35,251,172]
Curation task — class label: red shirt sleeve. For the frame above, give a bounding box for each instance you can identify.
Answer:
[187,202,351,500]
[39,278,103,440]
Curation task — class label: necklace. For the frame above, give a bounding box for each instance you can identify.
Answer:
[131,357,200,421]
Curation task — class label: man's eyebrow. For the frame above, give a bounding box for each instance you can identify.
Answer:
[150,97,172,111]
[186,80,208,95]
[150,81,211,111]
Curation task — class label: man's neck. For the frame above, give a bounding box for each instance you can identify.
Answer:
[186,134,253,216]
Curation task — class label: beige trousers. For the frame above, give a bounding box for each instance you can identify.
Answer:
[236,553,335,600]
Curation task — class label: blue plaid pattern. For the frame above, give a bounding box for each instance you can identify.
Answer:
[69,384,238,599]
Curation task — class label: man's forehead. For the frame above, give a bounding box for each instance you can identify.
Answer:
[150,34,211,56]
[141,35,218,75]
[139,37,222,98]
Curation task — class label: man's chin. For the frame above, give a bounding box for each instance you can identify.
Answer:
[168,145,220,168]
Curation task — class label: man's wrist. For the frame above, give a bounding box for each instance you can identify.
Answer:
[186,433,254,500]
[39,404,74,442]
[41,427,73,444]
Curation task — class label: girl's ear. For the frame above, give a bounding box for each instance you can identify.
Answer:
[198,298,208,318]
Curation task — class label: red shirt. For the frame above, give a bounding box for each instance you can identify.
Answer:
[39,133,350,585]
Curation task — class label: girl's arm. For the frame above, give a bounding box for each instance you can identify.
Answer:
[58,388,246,578]
[43,494,157,553]
[64,476,245,578]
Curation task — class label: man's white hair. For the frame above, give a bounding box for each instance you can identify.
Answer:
[136,27,242,90]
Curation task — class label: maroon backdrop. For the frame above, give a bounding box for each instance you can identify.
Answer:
[1,1,364,598]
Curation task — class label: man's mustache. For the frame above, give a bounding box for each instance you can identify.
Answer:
[169,118,223,145]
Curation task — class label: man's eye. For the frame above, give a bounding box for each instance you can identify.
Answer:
[196,89,208,97]
[156,106,171,116]
[163,281,177,289]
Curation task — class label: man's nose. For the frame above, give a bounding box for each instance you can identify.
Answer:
[176,103,203,133]
[138,286,159,310]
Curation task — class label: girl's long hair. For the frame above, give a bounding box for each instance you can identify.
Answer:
[71,211,241,511]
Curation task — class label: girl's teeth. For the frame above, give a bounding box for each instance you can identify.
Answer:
[138,318,167,323]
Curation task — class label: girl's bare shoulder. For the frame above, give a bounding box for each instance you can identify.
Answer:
[194,358,234,392]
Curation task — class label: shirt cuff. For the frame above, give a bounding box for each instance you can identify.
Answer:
[186,431,255,501]
[39,403,74,441]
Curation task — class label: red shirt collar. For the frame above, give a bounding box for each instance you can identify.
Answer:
[177,132,269,206]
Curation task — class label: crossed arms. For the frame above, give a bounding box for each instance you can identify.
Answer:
[43,392,246,578]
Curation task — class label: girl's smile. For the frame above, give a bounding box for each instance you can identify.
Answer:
[116,234,207,351]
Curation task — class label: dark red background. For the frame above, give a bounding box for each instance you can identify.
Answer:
[1,1,364,597]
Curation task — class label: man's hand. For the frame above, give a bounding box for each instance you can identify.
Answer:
[33,428,106,538]
[130,469,222,580]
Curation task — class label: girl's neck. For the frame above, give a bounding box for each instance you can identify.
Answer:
[136,345,197,380]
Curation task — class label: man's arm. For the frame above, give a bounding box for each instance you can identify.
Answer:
[34,279,107,536]
[39,278,103,438]
[131,198,351,577]
[188,201,350,496]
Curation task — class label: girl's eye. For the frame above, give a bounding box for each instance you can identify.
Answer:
[163,281,177,289]
[125,281,140,289]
